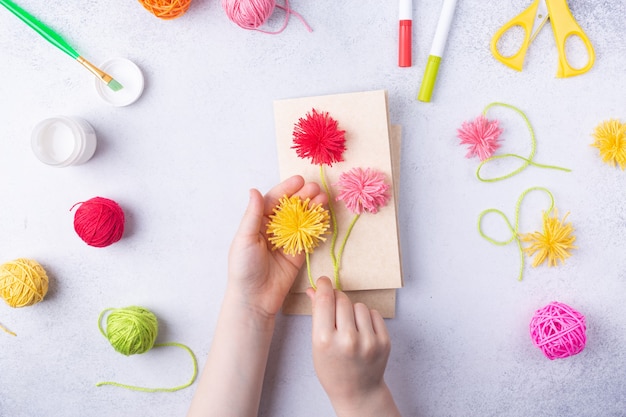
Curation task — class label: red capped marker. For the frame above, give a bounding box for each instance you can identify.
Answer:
[399,0,412,67]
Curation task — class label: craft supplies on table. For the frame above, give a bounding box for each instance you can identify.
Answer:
[31,116,97,167]
[530,301,586,360]
[398,0,413,67]
[417,0,457,102]
[71,197,126,248]
[491,0,595,77]
[138,0,192,19]
[97,306,198,392]
[0,0,123,91]
[94,58,145,106]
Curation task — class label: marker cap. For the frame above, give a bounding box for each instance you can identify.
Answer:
[417,55,442,102]
[399,20,412,67]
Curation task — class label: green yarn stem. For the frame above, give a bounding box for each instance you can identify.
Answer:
[476,102,571,182]
[478,187,555,281]
[306,252,316,290]
[319,165,341,289]
[334,214,361,289]
[96,342,198,393]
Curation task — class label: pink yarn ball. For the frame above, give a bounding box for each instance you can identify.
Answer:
[529,301,586,360]
[222,0,275,30]
[72,197,125,248]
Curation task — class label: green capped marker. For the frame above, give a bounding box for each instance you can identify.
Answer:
[418,0,457,102]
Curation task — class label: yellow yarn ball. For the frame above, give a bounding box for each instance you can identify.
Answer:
[0,258,49,307]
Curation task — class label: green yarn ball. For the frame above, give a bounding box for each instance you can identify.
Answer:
[101,306,158,356]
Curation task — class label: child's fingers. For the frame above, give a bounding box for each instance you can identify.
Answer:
[263,175,305,214]
[292,182,327,207]
[353,302,374,334]
[334,291,357,333]
[311,277,337,334]
[370,309,389,340]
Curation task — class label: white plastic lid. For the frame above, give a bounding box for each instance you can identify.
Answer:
[95,58,144,106]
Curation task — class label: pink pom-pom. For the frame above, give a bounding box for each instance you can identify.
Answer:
[529,301,586,360]
[72,197,125,248]
[457,115,503,161]
[335,167,391,215]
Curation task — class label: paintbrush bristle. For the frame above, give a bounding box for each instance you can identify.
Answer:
[107,79,124,92]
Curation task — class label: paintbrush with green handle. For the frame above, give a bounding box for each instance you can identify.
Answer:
[0,0,123,91]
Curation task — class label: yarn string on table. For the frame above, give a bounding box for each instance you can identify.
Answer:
[71,197,125,248]
[222,0,312,34]
[457,102,571,182]
[530,301,586,360]
[138,0,192,19]
[478,187,555,281]
[97,306,198,392]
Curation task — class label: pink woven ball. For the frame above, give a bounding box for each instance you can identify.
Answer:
[72,197,125,247]
[529,301,586,360]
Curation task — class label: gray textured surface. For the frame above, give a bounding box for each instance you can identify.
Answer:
[1,1,625,416]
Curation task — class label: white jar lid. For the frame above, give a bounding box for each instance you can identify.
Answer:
[95,58,144,106]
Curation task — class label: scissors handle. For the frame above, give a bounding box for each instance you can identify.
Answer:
[545,0,595,77]
[490,0,541,71]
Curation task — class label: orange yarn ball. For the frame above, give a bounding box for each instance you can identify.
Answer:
[138,0,192,19]
[0,258,49,308]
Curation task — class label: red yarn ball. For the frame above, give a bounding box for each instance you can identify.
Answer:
[529,301,587,360]
[72,197,125,247]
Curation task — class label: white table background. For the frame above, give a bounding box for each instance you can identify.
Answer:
[1,1,625,416]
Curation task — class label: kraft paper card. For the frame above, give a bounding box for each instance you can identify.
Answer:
[274,90,403,293]
[281,123,402,318]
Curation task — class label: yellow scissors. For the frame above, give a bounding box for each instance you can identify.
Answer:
[491,0,595,77]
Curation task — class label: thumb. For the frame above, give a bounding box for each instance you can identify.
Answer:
[235,189,264,238]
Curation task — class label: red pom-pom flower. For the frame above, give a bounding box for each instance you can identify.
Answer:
[292,108,346,166]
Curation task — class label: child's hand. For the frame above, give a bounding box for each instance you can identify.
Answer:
[307,277,401,417]
[227,175,327,321]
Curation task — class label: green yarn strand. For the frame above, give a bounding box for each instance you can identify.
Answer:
[306,252,316,289]
[478,187,555,281]
[96,342,198,393]
[319,164,343,290]
[476,102,571,182]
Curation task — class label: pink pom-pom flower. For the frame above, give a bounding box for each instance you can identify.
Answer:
[292,108,347,166]
[335,167,391,215]
[457,115,503,161]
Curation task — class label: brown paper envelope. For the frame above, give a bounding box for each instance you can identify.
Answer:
[274,90,402,293]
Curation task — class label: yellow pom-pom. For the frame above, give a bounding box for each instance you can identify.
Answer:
[591,119,626,169]
[0,258,49,308]
[521,209,577,267]
[267,195,330,256]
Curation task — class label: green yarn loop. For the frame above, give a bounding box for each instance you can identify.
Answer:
[97,306,198,392]
[478,187,555,281]
[476,102,572,182]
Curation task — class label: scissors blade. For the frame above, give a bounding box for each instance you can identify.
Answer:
[529,0,550,42]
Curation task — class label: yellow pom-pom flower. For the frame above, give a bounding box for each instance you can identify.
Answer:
[591,119,626,169]
[521,209,576,267]
[267,195,330,256]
